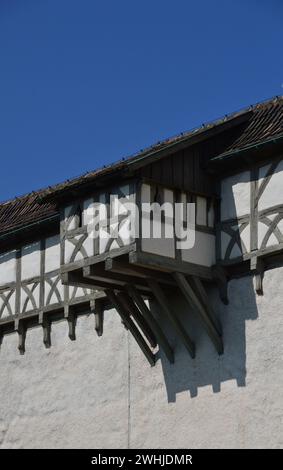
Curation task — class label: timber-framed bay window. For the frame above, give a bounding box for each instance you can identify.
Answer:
[0,177,221,363]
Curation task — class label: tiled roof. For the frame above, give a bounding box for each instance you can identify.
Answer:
[0,192,57,237]
[212,96,283,161]
[1,95,283,236]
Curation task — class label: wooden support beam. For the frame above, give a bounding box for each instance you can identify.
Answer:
[91,299,104,337]
[68,313,77,341]
[127,285,174,364]
[42,318,52,348]
[105,289,156,367]
[84,265,152,292]
[147,279,195,358]
[116,292,157,348]
[62,270,150,296]
[84,266,126,286]
[212,265,229,305]
[64,305,77,341]
[250,256,264,296]
[61,271,123,292]
[105,258,175,286]
[39,312,51,348]
[129,251,213,280]
[173,272,223,355]
[15,320,27,355]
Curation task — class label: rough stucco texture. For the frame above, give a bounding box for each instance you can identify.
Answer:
[0,267,282,449]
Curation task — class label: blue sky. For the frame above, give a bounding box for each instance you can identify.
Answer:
[0,0,282,201]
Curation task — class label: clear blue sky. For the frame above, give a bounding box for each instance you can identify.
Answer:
[0,0,282,201]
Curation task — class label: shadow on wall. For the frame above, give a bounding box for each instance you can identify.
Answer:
[150,273,258,403]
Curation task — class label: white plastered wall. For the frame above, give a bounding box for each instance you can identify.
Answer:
[0,266,282,449]
[221,171,251,221]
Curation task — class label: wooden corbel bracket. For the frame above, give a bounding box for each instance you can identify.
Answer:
[38,312,52,348]
[64,305,77,341]
[15,319,27,355]
[250,256,265,296]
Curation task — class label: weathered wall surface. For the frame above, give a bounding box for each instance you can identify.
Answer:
[0,267,282,449]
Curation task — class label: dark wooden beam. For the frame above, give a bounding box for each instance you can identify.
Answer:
[84,266,126,286]
[105,258,175,286]
[39,312,52,348]
[62,270,152,297]
[61,271,123,292]
[116,292,157,348]
[173,272,223,355]
[147,279,195,358]
[64,305,77,341]
[250,256,264,296]
[129,251,213,280]
[126,285,174,364]
[15,320,27,355]
[42,318,52,348]
[83,265,152,292]
[105,289,155,367]
[91,299,104,337]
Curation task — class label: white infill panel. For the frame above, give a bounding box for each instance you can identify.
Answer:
[258,160,283,211]
[221,171,250,221]
[21,242,41,280]
[45,235,60,273]
[0,250,17,285]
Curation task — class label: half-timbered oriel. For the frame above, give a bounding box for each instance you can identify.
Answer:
[1,96,283,367]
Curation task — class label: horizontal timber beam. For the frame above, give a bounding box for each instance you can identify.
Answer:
[105,258,176,286]
[83,265,152,292]
[129,251,213,280]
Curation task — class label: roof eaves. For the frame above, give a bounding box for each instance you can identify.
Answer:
[209,132,283,164]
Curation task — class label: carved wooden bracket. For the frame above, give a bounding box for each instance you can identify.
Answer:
[15,319,27,355]
[64,305,77,341]
[91,299,104,337]
[39,312,52,349]
[250,256,265,296]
